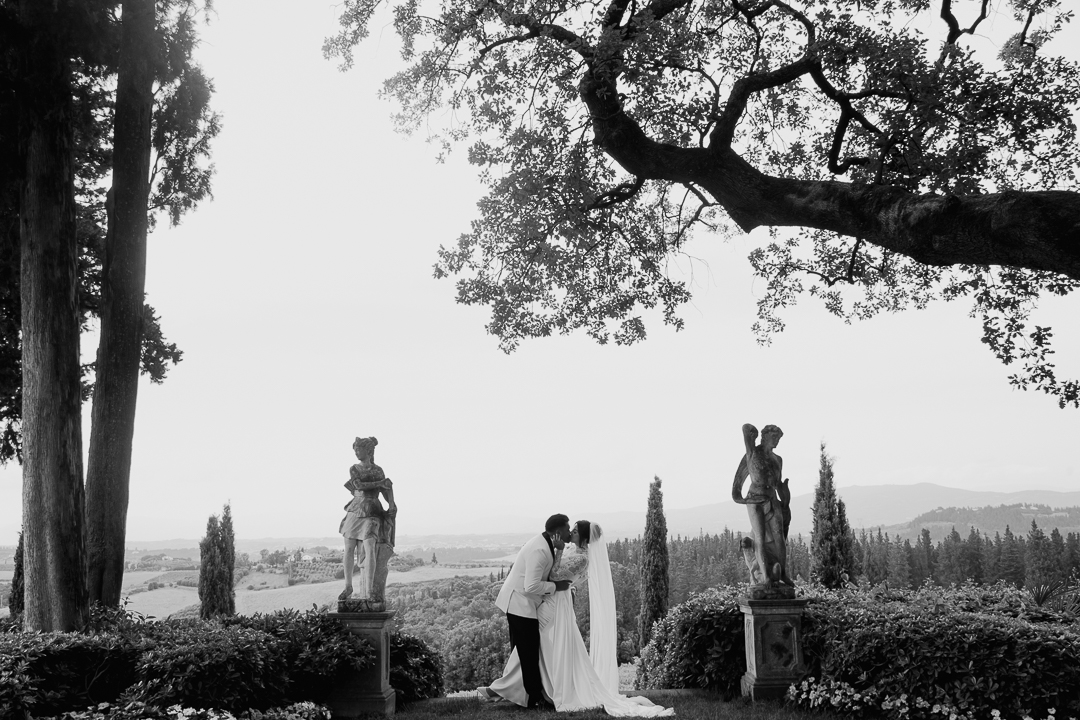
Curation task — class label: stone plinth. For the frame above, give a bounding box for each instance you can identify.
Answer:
[326,611,396,718]
[738,597,808,701]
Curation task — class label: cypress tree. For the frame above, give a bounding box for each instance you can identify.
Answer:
[810,444,853,588]
[912,528,935,586]
[198,503,236,619]
[639,476,669,650]
[220,503,236,614]
[8,531,24,617]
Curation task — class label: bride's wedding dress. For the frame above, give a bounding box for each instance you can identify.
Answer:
[480,528,674,717]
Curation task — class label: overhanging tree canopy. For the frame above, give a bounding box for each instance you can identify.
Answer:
[326,0,1079,406]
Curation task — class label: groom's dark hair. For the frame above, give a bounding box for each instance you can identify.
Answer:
[545,514,570,533]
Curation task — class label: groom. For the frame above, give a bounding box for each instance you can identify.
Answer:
[495,513,573,709]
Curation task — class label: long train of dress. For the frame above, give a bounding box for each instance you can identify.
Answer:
[480,589,673,717]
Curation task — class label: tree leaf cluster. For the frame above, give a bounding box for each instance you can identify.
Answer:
[326,0,1080,404]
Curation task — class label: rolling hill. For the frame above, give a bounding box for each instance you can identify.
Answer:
[125,483,1080,551]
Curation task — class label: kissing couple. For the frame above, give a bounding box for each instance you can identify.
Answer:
[479,514,674,716]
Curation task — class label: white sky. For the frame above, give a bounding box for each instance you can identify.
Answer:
[1,0,1078,545]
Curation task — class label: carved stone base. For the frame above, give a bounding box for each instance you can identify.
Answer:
[738,597,808,701]
[326,611,396,718]
[338,598,387,613]
[745,583,796,600]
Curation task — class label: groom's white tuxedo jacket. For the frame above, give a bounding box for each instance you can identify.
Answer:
[495,533,557,618]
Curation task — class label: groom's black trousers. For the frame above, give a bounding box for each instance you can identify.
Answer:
[506,612,543,707]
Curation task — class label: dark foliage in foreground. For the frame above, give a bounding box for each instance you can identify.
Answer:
[0,605,374,719]
[637,582,1080,718]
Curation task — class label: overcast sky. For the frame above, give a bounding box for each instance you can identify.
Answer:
[1,1,1078,546]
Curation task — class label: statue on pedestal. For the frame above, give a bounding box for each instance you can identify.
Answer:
[732,423,794,598]
[339,436,397,611]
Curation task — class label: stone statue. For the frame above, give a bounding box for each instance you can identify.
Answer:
[339,436,397,611]
[732,423,793,598]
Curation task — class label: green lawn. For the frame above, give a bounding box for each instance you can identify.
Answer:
[376,691,822,720]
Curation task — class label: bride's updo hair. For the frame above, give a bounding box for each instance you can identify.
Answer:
[574,520,600,549]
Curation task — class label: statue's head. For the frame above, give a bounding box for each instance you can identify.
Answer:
[353,436,378,459]
[760,425,783,447]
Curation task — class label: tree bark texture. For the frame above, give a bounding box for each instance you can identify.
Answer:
[86,0,155,607]
[18,0,88,632]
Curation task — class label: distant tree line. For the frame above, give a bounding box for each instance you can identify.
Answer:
[853,520,1080,590]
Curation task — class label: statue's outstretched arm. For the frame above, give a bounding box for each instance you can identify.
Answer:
[741,423,758,460]
[732,455,750,504]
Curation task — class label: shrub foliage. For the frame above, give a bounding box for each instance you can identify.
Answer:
[388,631,444,705]
[800,584,1080,720]
[0,607,375,719]
[634,585,744,696]
[636,581,1080,718]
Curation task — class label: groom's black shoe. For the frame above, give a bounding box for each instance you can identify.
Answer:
[530,700,556,712]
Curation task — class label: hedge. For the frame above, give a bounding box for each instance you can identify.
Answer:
[799,585,1080,720]
[634,585,744,697]
[0,607,376,720]
[635,582,1079,719]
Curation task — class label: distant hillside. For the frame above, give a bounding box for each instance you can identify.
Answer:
[124,484,1080,552]
[875,503,1080,542]
[534,484,1080,540]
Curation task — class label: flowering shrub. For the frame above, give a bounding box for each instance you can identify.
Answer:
[635,582,1079,719]
[786,677,882,717]
[801,584,1080,720]
[33,700,331,720]
[634,585,744,696]
[788,676,1075,720]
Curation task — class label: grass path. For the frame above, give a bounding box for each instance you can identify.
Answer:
[387,692,811,720]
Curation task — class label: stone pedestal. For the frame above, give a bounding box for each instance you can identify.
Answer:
[738,597,808,701]
[326,611,396,718]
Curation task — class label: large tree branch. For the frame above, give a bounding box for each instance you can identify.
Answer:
[488,0,594,58]
[940,0,990,45]
[579,74,1080,280]
[710,0,816,147]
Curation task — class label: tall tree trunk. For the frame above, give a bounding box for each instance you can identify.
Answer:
[17,0,88,632]
[85,0,155,607]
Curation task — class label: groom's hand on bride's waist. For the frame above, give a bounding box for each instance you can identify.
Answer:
[554,580,572,592]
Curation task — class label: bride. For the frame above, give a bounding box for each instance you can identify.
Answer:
[480,521,674,717]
